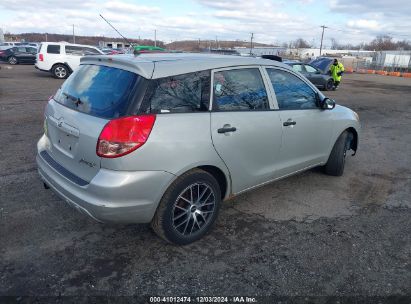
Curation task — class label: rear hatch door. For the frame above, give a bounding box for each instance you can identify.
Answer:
[44,64,147,183]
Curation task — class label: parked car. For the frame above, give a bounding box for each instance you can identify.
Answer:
[0,46,37,64]
[37,54,360,244]
[285,61,335,91]
[100,47,124,55]
[35,42,104,79]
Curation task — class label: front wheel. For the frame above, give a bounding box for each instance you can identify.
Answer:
[52,64,69,79]
[151,169,221,245]
[8,56,18,65]
[324,131,349,176]
[324,79,334,91]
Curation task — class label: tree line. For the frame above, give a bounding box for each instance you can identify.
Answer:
[286,35,411,51]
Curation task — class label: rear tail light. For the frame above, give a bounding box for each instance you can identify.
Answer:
[39,53,44,61]
[96,115,156,158]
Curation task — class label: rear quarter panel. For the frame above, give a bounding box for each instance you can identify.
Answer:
[100,113,231,196]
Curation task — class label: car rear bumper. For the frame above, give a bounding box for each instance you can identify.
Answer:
[36,141,175,224]
[34,64,50,72]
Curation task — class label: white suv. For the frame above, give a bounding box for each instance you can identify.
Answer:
[35,42,104,79]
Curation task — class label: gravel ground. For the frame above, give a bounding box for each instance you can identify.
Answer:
[0,63,410,299]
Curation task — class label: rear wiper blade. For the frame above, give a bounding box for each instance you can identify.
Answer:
[62,92,83,106]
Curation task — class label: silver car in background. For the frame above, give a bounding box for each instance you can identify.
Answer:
[37,54,360,244]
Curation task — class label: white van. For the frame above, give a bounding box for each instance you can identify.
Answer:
[35,42,104,79]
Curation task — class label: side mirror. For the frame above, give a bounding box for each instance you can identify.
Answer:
[315,70,321,74]
[321,97,336,110]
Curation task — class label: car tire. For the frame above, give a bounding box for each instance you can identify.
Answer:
[52,64,69,79]
[324,79,334,91]
[151,169,221,245]
[324,131,349,176]
[8,56,18,65]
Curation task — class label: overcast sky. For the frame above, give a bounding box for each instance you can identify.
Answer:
[0,0,410,47]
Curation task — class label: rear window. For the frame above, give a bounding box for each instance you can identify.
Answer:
[140,71,211,113]
[54,65,146,119]
[47,45,60,54]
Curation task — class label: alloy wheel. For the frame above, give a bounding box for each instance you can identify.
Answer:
[172,182,216,236]
[8,57,17,64]
[55,67,67,78]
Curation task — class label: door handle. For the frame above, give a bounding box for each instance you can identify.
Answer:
[283,119,296,127]
[218,126,237,134]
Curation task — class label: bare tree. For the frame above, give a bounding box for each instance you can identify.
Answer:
[292,38,311,49]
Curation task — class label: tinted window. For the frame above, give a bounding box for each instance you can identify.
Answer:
[54,65,145,119]
[141,71,210,114]
[83,47,101,55]
[65,46,83,55]
[266,69,318,110]
[213,68,268,111]
[65,46,100,55]
[47,45,60,54]
[291,64,303,73]
[26,47,36,53]
[305,65,317,73]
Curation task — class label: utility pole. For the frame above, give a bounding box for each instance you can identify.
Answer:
[319,25,327,56]
[215,36,218,49]
[154,29,157,47]
[250,32,254,55]
[72,24,75,44]
[45,33,48,42]
[198,38,201,50]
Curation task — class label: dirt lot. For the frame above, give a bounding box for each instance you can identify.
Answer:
[0,64,410,298]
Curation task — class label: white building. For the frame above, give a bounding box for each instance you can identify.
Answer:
[374,51,411,69]
[285,48,374,59]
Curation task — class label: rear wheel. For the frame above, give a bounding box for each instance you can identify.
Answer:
[324,79,334,91]
[52,64,69,79]
[151,169,221,245]
[8,56,17,65]
[324,131,349,176]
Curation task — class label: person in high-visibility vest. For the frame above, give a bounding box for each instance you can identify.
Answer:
[329,59,345,90]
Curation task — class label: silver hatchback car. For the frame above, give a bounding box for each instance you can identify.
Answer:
[37,53,360,244]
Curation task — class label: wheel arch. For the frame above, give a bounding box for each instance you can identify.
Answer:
[168,164,231,201]
[197,165,229,200]
[346,127,358,152]
[51,62,72,73]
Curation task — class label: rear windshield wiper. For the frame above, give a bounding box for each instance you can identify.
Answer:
[62,92,83,106]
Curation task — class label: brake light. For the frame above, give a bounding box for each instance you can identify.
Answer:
[97,115,156,158]
[39,53,44,61]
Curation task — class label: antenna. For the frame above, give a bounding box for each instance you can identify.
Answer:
[99,14,134,46]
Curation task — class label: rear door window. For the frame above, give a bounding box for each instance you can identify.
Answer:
[65,46,84,55]
[141,71,210,113]
[47,45,60,54]
[53,65,146,119]
[212,68,269,111]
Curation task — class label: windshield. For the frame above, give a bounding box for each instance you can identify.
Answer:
[54,65,146,119]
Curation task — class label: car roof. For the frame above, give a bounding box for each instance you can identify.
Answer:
[81,53,292,79]
[40,42,99,48]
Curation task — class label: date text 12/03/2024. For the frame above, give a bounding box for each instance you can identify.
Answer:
[149,296,257,303]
